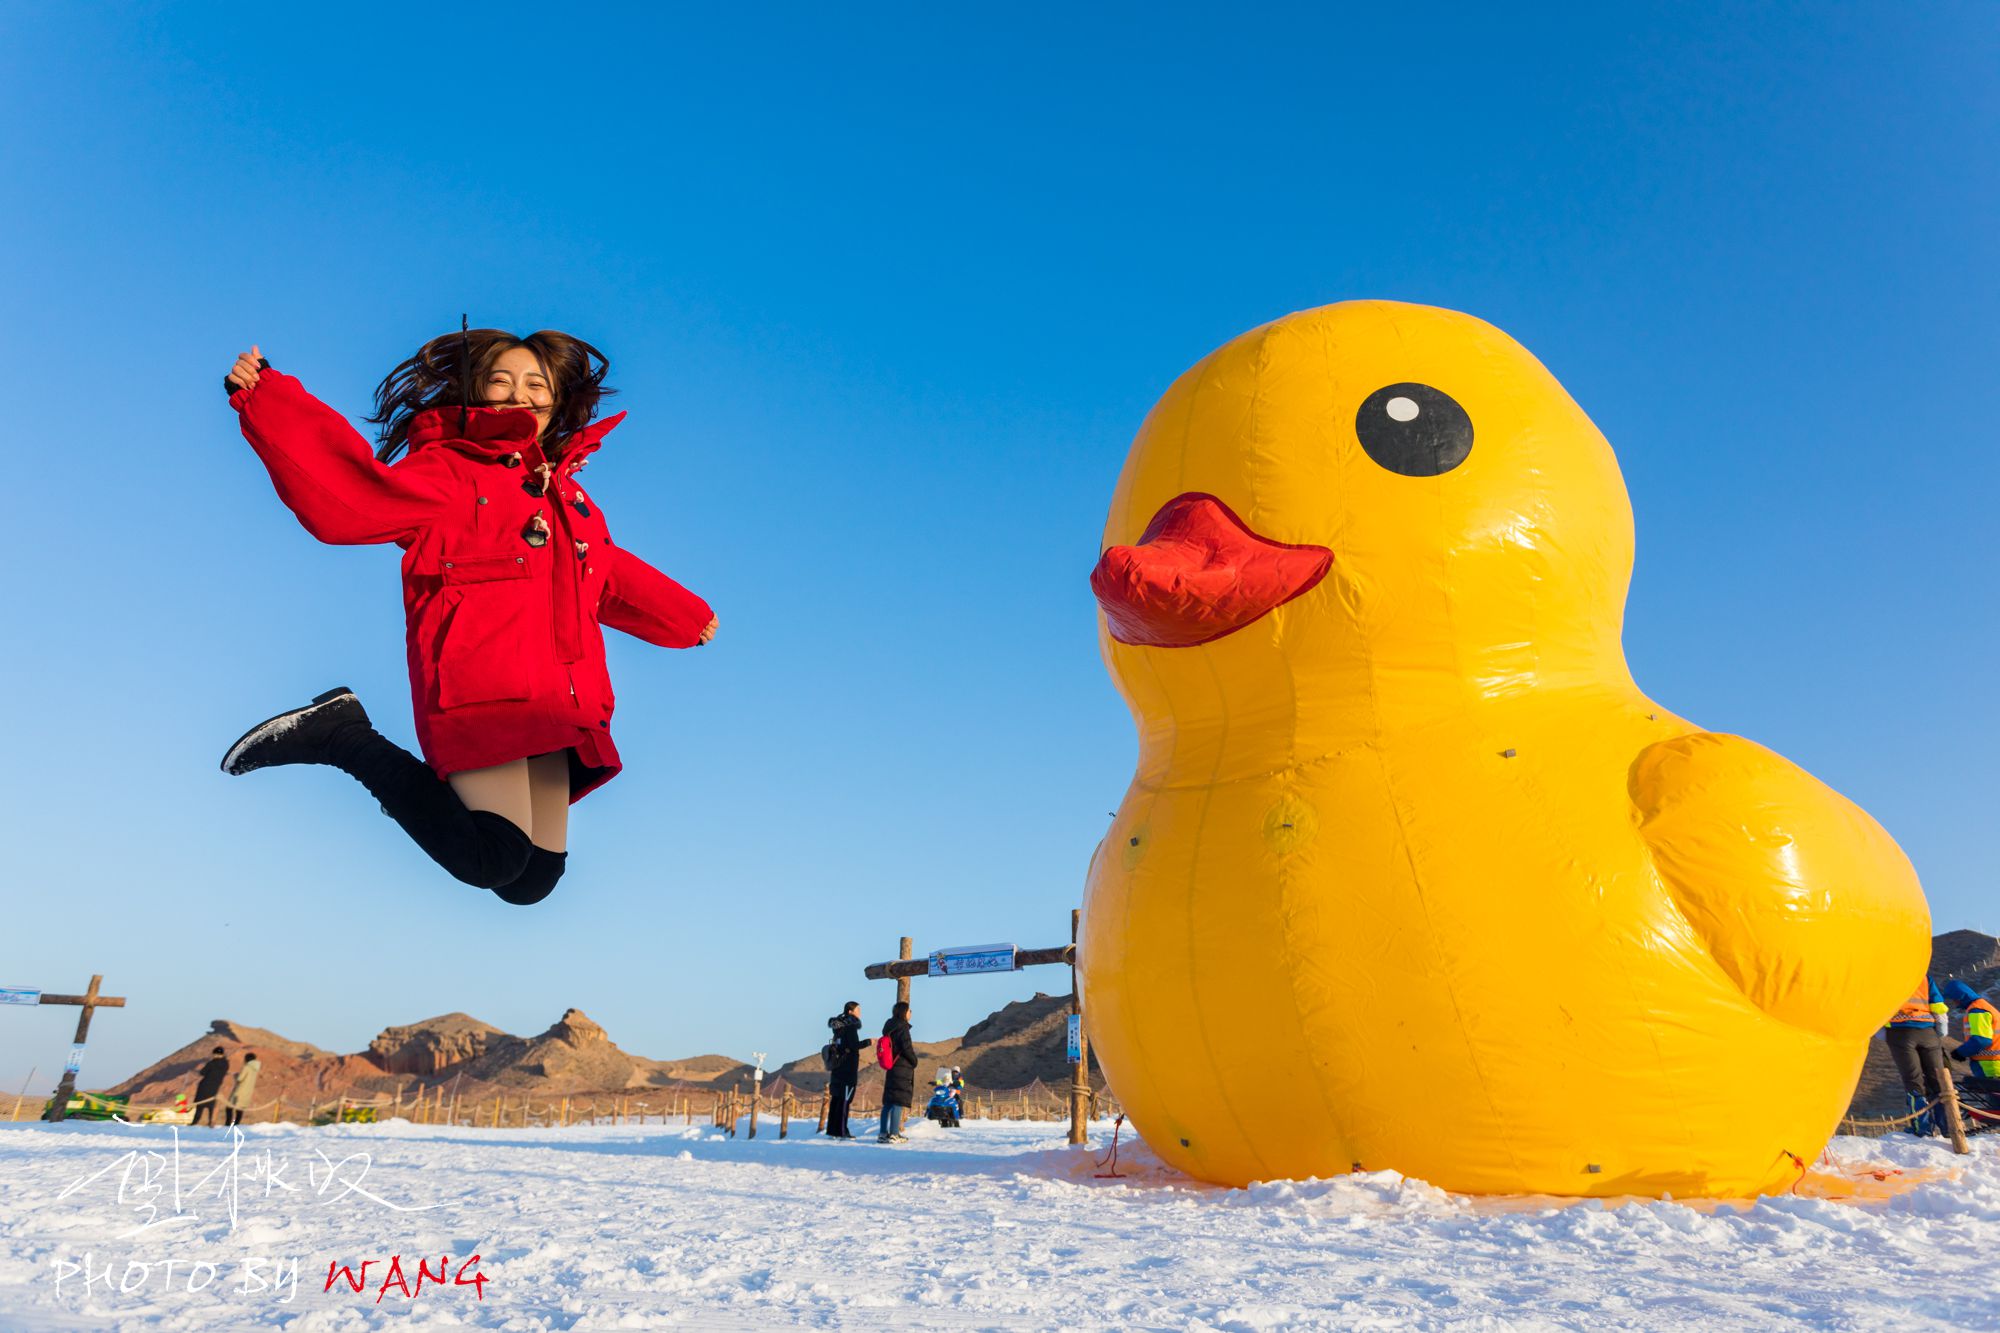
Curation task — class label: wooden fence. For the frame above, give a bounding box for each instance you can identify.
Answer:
[12,1078,1123,1135]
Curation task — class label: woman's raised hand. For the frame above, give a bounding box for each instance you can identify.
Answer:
[697,615,719,646]
[224,346,266,394]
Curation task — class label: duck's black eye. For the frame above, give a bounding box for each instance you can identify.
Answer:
[1354,383,1473,477]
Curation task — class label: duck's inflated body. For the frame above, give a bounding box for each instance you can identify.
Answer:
[1081,301,1928,1197]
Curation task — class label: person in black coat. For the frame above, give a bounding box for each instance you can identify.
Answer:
[878,1001,918,1143]
[824,1001,865,1139]
[190,1047,228,1127]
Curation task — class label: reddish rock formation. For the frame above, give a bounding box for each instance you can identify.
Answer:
[367,1013,503,1076]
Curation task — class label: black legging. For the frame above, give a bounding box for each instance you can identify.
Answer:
[323,722,568,904]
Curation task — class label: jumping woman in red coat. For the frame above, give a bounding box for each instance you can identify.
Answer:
[218,330,716,905]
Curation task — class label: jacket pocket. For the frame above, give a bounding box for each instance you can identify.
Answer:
[436,555,532,709]
[442,554,530,586]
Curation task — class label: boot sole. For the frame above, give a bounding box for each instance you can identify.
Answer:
[220,687,357,775]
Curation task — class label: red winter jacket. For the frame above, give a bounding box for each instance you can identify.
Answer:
[230,369,713,801]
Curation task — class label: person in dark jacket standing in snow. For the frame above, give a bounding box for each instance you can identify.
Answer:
[190,1047,228,1127]
[217,333,716,907]
[878,1001,918,1143]
[824,1001,865,1139]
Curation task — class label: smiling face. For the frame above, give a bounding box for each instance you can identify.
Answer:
[1094,301,1638,774]
[480,344,557,438]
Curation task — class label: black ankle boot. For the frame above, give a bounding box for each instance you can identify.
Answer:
[221,687,371,775]
[222,687,534,891]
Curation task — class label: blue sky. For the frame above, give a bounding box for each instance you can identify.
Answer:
[2,4,1993,1092]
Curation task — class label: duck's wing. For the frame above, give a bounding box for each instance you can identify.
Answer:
[1630,731,1929,1039]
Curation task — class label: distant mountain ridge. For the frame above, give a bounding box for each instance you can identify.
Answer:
[107,991,1101,1109]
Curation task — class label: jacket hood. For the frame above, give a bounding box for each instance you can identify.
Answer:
[405,405,627,469]
[1944,980,1985,1008]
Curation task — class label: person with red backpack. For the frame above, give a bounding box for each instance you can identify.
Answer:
[877,1001,918,1143]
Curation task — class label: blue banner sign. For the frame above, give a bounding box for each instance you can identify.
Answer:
[928,944,1017,977]
[65,1046,84,1074]
[1066,1014,1082,1063]
[0,988,41,1006]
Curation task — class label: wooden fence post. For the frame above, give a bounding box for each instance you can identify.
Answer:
[1069,907,1090,1146]
[780,1092,792,1139]
[897,936,914,1009]
[1939,1063,1973,1154]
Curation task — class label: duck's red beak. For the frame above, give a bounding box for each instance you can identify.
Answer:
[1089,493,1333,648]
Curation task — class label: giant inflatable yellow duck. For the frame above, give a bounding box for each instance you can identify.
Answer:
[1081,301,1929,1197]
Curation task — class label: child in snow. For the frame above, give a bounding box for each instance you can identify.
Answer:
[925,1070,961,1128]
[219,332,716,905]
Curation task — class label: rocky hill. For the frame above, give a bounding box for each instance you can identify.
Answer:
[107,1008,765,1108]
[770,991,1104,1097]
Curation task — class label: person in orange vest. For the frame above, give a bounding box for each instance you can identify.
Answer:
[1943,981,2000,1091]
[1885,976,1950,1135]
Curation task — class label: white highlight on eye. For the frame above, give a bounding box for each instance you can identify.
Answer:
[1386,396,1420,422]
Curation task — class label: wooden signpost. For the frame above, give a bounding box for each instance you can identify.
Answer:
[862,912,1093,1145]
[3,974,128,1124]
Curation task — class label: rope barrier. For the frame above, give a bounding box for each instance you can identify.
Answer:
[1092,1114,1127,1178]
[75,1086,1120,1130]
[1781,1149,1808,1195]
[1839,1100,1938,1133]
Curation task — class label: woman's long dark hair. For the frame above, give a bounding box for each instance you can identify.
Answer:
[369,328,612,463]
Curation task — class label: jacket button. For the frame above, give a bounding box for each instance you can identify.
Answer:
[515,556,525,564]
[477,496,488,505]
[522,478,545,497]
[444,561,453,569]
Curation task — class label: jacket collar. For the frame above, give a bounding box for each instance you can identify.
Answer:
[406,406,627,474]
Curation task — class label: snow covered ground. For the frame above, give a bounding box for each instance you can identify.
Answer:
[2,1113,1996,1330]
